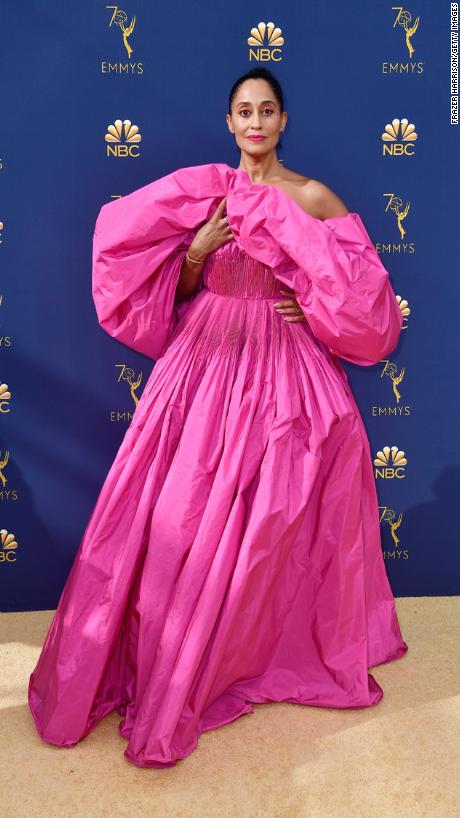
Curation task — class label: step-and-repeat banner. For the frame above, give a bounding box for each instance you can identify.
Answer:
[1,3,459,610]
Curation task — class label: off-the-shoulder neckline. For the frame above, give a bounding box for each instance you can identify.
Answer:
[224,163,357,224]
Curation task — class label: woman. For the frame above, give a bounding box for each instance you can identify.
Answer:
[28,67,408,769]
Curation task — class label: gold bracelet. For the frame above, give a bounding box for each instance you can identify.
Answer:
[186,250,205,264]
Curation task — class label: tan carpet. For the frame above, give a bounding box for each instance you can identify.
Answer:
[0,597,458,818]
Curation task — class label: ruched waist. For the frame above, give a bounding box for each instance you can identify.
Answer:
[203,240,285,300]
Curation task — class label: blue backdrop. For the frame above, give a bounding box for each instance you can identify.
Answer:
[1,0,459,610]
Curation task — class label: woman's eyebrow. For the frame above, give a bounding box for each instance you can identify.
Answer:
[235,99,276,107]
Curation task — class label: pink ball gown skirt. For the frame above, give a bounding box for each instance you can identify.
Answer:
[28,163,408,768]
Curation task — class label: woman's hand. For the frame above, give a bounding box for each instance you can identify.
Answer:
[175,198,233,303]
[274,290,307,322]
[189,197,234,260]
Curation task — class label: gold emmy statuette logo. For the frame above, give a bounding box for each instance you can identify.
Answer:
[379,506,407,559]
[0,450,15,500]
[376,195,415,254]
[382,8,423,74]
[385,194,411,241]
[374,445,407,479]
[248,22,284,62]
[372,360,411,417]
[117,364,142,406]
[0,528,18,563]
[107,5,136,58]
[0,450,9,487]
[382,118,417,156]
[0,383,11,414]
[381,360,406,404]
[0,293,11,349]
[110,364,143,422]
[392,6,420,58]
[105,119,141,157]
[395,294,410,328]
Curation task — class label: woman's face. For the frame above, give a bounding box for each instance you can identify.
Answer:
[226,79,286,156]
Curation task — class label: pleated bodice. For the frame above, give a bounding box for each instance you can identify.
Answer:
[203,239,283,300]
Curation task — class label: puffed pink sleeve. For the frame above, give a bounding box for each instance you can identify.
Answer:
[91,164,219,360]
[271,210,404,366]
[228,182,404,367]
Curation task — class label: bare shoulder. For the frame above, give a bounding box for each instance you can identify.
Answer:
[276,169,349,220]
[302,178,349,219]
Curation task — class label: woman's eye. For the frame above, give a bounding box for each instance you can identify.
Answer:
[240,108,274,116]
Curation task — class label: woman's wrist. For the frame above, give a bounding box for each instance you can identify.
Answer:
[186,251,205,264]
[187,243,206,264]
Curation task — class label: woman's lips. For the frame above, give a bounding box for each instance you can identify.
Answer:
[246,135,266,141]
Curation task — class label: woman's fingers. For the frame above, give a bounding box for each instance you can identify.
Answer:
[274,299,300,311]
[211,197,227,222]
[274,295,307,322]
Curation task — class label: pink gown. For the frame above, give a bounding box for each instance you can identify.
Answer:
[28,162,408,768]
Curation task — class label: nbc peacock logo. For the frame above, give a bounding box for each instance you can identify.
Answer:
[381,118,418,156]
[0,383,11,414]
[0,528,19,564]
[105,119,142,157]
[247,22,284,62]
[396,294,411,328]
[374,446,408,479]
